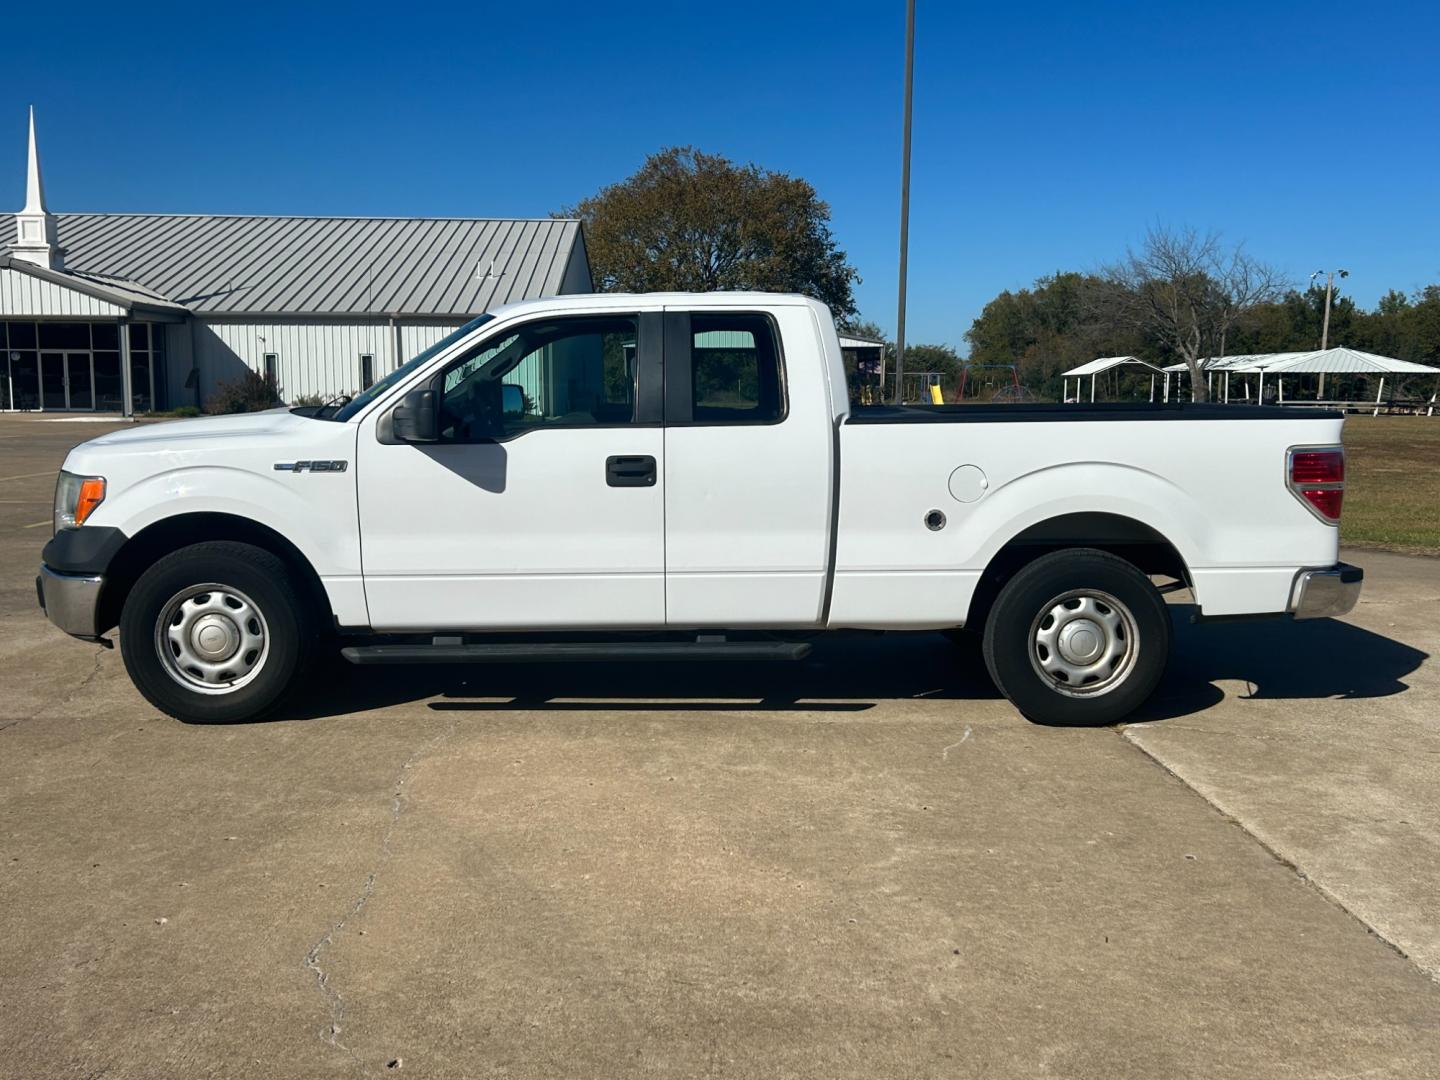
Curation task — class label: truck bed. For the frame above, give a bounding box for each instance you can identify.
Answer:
[832,400,1346,628]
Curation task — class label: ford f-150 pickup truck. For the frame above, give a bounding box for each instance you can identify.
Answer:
[37,292,1362,726]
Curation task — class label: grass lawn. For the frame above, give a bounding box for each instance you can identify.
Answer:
[1341,416,1440,555]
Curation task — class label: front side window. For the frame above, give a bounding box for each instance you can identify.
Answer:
[331,314,494,422]
[690,313,784,423]
[439,315,638,442]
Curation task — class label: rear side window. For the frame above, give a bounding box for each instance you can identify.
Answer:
[689,314,784,423]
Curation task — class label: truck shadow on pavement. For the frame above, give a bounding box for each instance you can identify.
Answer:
[272,606,1428,727]
[1127,604,1428,723]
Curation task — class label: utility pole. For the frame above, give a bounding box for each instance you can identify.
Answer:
[1309,268,1349,400]
[1310,268,1349,350]
[893,0,916,405]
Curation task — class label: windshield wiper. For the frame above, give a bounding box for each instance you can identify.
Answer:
[291,393,353,421]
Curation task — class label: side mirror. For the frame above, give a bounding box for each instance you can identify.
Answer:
[391,388,438,443]
[501,383,526,415]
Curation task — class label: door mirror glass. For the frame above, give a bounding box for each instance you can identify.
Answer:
[501,383,526,416]
[391,388,439,443]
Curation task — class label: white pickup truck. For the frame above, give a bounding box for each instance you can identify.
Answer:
[38,292,1361,726]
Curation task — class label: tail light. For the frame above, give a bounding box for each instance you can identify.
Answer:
[1287,447,1344,523]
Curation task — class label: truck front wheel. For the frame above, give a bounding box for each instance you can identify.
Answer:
[119,541,314,723]
[981,548,1170,726]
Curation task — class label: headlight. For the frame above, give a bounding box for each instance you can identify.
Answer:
[54,471,106,533]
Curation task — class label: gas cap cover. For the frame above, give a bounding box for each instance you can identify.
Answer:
[947,465,988,504]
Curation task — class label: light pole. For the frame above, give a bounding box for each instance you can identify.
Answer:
[893,0,916,405]
[1310,268,1349,350]
[1309,268,1349,400]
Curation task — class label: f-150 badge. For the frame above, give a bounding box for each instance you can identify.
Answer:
[273,460,349,473]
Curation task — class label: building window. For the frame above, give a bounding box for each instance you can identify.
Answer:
[4,321,39,411]
[2,319,148,413]
[360,353,374,390]
[263,353,278,388]
[125,322,166,413]
[1,322,10,411]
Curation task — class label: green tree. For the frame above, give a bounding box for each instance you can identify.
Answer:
[1408,286,1440,364]
[838,317,888,341]
[1368,284,1440,366]
[1377,289,1411,317]
[901,343,963,383]
[966,272,1143,399]
[562,147,859,319]
[1227,290,1316,354]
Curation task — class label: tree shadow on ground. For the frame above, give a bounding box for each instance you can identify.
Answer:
[266,605,1428,727]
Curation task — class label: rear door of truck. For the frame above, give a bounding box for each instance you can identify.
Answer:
[661,302,836,627]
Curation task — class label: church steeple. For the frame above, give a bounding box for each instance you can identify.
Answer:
[13,107,63,270]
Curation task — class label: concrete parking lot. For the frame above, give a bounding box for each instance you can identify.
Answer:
[2,413,1438,1079]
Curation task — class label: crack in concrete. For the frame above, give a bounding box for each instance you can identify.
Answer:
[303,721,453,1062]
[941,727,973,760]
[1117,725,1437,984]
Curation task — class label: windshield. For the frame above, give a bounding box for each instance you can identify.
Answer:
[330,313,495,422]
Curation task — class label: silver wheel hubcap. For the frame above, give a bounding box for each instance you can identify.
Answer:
[155,584,269,695]
[1029,590,1139,698]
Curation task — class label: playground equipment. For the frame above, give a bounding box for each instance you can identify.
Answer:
[956,363,1037,403]
[895,371,943,404]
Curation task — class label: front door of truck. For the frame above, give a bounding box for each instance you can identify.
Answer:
[357,310,666,631]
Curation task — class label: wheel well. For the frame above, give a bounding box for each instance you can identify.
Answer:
[965,513,1191,631]
[97,513,333,635]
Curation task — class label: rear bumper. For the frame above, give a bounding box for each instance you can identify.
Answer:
[1290,562,1363,620]
[36,564,105,639]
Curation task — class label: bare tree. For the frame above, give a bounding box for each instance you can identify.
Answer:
[1212,246,1288,364]
[1099,226,1287,401]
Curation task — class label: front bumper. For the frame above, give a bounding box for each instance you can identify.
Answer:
[36,564,105,639]
[1290,562,1363,620]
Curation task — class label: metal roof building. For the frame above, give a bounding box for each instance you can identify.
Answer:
[1,111,591,415]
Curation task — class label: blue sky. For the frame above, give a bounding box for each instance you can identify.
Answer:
[6,0,1438,349]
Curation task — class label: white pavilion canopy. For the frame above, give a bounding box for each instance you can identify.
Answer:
[1060,356,1169,402]
[1266,347,1440,375]
[1165,348,1439,376]
[1164,348,1440,406]
[1162,352,1308,374]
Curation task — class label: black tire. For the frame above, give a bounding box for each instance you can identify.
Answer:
[981,548,1170,726]
[119,541,315,723]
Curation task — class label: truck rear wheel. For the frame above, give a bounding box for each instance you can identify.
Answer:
[981,548,1170,726]
[119,541,313,723]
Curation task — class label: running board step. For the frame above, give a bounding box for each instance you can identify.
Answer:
[341,641,812,666]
